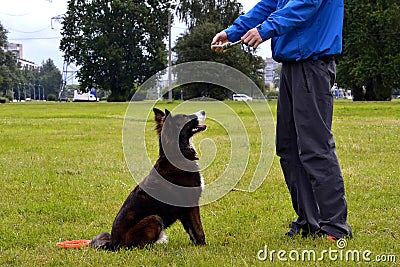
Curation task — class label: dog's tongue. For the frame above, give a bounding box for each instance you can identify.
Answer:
[197,125,207,131]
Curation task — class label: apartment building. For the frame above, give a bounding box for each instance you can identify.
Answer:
[4,42,40,70]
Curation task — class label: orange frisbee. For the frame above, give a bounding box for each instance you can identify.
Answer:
[56,239,91,249]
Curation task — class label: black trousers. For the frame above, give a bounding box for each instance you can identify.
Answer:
[276,58,352,238]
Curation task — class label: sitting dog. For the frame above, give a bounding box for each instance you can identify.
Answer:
[90,108,207,249]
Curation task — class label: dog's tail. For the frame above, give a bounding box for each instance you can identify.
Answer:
[89,232,115,251]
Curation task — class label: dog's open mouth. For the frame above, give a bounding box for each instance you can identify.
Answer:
[192,124,207,134]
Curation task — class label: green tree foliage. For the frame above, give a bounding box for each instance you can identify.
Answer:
[0,22,19,100]
[0,23,6,87]
[20,67,40,99]
[47,93,57,101]
[177,0,243,29]
[337,0,400,101]
[14,60,61,101]
[39,59,62,98]
[60,0,173,101]
[174,0,265,100]
[0,21,61,101]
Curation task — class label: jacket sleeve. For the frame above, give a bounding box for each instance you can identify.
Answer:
[225,0,323,42]
[256,0,323,41]
[224,0,277,42]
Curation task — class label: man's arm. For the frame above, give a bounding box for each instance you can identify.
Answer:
[213,0,324,51]
[224,0,277,43]
[255,0,323,41]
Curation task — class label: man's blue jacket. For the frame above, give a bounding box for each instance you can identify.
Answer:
[225,0,344,62]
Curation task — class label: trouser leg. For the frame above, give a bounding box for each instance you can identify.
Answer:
[277,61,351,237]
[277,63,320,234]
[284,59,351,238]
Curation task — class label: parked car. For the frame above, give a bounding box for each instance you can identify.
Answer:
[233,93,253,101]
[392,89,400,99]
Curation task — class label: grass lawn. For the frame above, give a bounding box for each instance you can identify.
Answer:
[0,100,399,266]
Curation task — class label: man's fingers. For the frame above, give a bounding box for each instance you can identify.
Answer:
[211,32,228,45]
[211,31,230,53]
[253,40,263,49]
[241,28,263,49]
[211,36,220,45]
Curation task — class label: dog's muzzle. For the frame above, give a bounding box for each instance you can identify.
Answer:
[192,110,207,133]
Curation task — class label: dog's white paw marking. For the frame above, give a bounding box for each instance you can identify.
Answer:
[156,231,168,244]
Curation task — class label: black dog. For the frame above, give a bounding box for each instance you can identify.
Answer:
[90,108,207,249]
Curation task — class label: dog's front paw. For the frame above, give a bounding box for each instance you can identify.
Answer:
[155,231,168,245]
[90,232,112,249]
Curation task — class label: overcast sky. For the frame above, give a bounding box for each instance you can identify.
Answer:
[0,0,271,72]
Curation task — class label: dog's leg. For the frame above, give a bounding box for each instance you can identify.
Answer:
[90,232,113,250]
[120,215,164,249]
[180,207,206,245]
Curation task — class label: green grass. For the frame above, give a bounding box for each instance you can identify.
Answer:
[0,100,399,266]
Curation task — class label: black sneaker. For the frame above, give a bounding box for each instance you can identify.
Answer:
[304,229,325,239]
[301,228,322,239]
[315,230,339,242]
[319,222,353,241]
[285,223,302,237]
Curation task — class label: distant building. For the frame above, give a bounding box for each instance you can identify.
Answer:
[6,42,23,58]
[264,57,280,90]
[17,58,40,70]
[3,42,40,70]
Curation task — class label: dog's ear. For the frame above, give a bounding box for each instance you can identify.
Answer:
[153,108,165,123]
[165,109,171,117]
[154,108,166,135]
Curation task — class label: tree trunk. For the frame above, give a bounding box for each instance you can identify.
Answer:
[107,88,127,102]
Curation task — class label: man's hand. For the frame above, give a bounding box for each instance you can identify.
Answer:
[241,28,263,49]
[211,31,229,53]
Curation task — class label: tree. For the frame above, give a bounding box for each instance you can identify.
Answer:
[0,22,6,88]
[177,0,243,29]
[0,22,19,100]
[60,0,173,101]
[337,0,400,101]
[0,21,62,101]
[39,59,62,98]
[174,0,265,100]
[20,67,40,100]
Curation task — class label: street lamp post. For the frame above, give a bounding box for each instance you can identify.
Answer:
[25,84,29,100]
[18,83,21,102]
[36,84,43,100]
[23,83,27,101]
[28,84,31,100]
[168,12,172,103]
[35,84,40,100]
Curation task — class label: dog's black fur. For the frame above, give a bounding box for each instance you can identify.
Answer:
[90,108,207,249]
